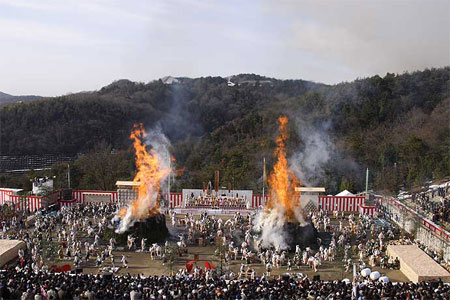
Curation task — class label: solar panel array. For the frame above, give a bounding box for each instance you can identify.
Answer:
[0,154,78,173]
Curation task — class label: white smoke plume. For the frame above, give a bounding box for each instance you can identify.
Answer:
[289,120,333,186]
[146,125,172,173]
[253,204,307,250]
[114,124,172,234]
[253,208,289,249]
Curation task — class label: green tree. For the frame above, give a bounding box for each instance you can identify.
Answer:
[339,176,354,192]
[40,234,59,265]
[75,146,133,190]
[163,243,178,275]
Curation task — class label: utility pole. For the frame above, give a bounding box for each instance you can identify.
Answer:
[365,168,369,195]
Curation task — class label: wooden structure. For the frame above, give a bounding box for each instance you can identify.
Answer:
[387,245,450,282]
[0,240,26,267]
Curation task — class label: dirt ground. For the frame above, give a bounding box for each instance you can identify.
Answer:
[78,246,407,282]
[49,214,409,282]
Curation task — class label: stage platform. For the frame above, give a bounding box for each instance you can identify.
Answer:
[387,245,450,282]
[172,208,255,215]
[0,239,26,267]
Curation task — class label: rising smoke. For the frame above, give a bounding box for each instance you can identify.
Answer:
[146,124,172,171]
[289,113,364,192]
[160,83,203,141]
[289,118,333,186]
[253,208,290,249]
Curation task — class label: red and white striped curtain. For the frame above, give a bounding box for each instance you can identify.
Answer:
[4,195,42,212]
[251,195,269,208]
[318,196,365,212]
[168,193,183,208]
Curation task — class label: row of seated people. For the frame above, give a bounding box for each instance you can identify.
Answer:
[185,196,247,209]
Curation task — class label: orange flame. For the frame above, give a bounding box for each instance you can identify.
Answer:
[266,116,301,219]
[118,123,170,219]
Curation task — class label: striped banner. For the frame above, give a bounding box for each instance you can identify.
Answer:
[5,195,42,211]
[251,195,366,211]
[318,196,365,212]
[359,205,377,216]
[59,199,77,208]
[0,189,13,205]
[251,194,268,208]
[167,193,183,208]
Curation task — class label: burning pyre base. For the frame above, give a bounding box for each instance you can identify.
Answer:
[104,213,169,246]
[283,221,318,250]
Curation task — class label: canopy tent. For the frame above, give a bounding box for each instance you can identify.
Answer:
[335,190,355,196]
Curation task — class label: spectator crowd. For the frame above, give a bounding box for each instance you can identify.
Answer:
[0,198,448,299]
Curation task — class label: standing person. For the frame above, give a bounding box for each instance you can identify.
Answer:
[313,257,319,272]
[239,264,245,279]
[121,255,128,268]
[130,288,142,300]
[141,238,146,252]
[266,262,272,278]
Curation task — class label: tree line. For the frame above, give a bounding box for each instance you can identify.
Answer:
[0,68,448,194]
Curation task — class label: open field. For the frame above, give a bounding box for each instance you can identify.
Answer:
[42,214,409,282]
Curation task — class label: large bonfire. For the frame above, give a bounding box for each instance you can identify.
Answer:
[115,123,171,233]
[253,116,308,249]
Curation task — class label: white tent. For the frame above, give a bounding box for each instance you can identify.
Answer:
[336,190,355,196]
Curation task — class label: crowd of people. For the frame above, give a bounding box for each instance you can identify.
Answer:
[409,183,450,228]
[184,195,248,209]
[0,209,21,231]
[1,268,449,299]
[0,199,449,299]
[169,208,404,280]
[1,203,131,273]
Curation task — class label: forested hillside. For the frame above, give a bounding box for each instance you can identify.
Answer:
[0,68,448,194]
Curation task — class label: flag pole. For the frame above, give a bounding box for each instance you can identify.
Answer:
[67,164,71,189]
[365,168,369,195]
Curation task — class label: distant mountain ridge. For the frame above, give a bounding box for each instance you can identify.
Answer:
[0,91,42,105]
[0,91,12,100]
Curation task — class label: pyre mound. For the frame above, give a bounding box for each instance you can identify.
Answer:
[104,213,169,246]
[283,221,318,250]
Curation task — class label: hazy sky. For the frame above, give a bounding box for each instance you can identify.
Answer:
[0,0,448,96]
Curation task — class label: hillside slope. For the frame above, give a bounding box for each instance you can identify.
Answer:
[0,69,448,193]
